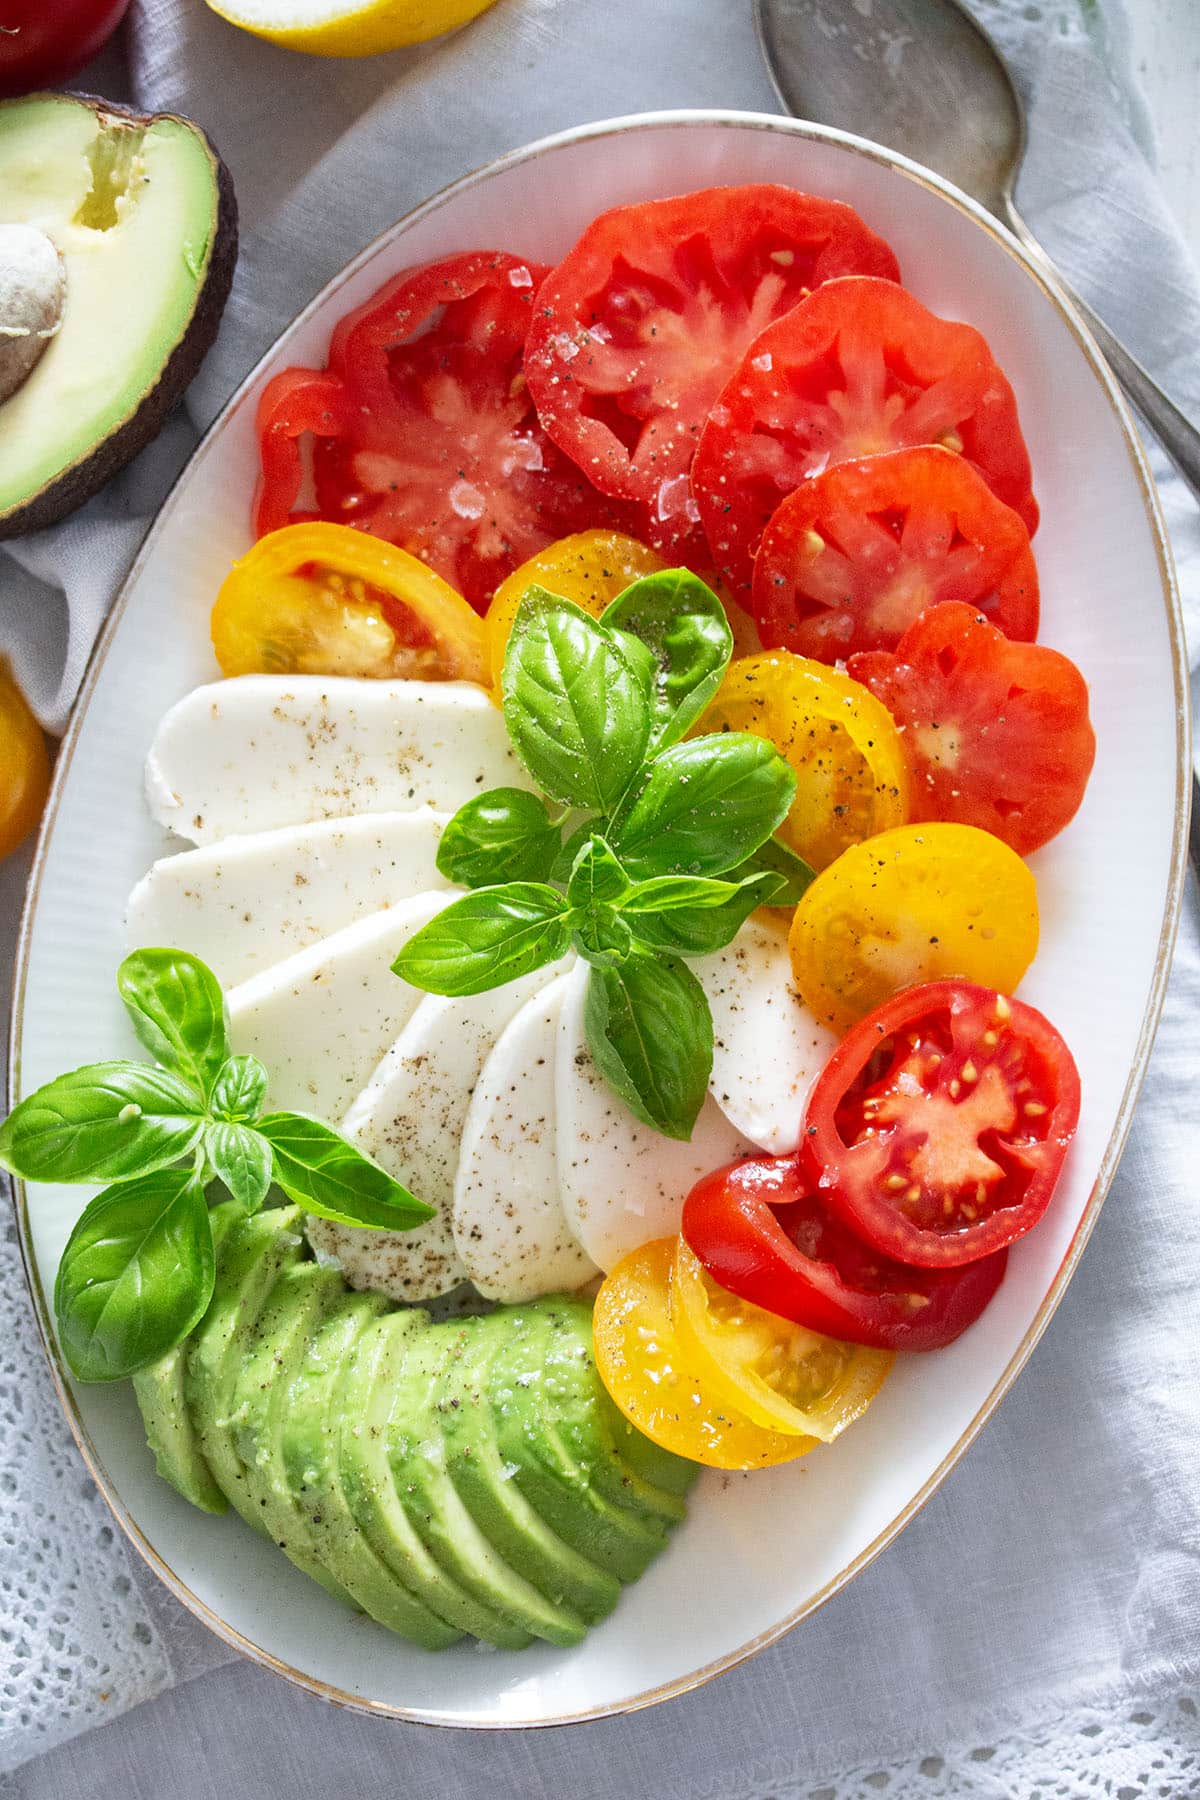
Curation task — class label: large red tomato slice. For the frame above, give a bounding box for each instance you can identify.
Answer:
[848,601,1095,854]
[803,981,1080,1268]
[693,277,1038,599]
[254,253,636,611]
[682,1152,1007,1352]
[752,446,1039,660]
[524,186,900,560]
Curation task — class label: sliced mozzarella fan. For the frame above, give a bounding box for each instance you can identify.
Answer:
[226,889,455,1122]
[145,676,533,845]
[453,972,597,1303]
[555,961,753,1272]
[694,916,837,1154]
[126,810,451,989]
[310,959,573,1303]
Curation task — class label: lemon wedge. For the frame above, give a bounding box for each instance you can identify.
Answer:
[204,0,499,56]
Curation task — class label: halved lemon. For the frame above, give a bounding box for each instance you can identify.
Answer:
[205,0,500,56]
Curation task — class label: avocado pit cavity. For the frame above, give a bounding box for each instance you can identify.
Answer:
[0,224,66,405]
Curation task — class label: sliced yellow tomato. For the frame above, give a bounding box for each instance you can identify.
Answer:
[484,530,667,690]
[697,650,909,870]
[670,1238,892,1440]
[0,664,50,861]
[789,820,1039,1034]
[592,1237,815,1470]
[211,522,487,683]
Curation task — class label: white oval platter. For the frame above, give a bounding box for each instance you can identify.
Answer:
[9,112,1189,1727]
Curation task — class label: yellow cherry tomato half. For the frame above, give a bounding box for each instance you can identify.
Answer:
[0,665,50,861]
[211,522,487,684]
[592,1236,815,1469]
[789,820,1039,1035]
[670,1238,892,1440]
[484,530,667,690]
[697,650,909,870]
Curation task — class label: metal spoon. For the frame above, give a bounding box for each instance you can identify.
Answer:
[757,0,1200,868]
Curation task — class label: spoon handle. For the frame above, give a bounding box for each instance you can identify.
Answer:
[1006,207,1200,507]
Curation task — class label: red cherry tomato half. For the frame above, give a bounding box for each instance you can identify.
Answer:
[0,0,130,95]
[752,446,1039,661]
[524,186,900,560]
[803,981,1080,1268]
[848,601,1095,855]
[693,277,1038,599]
[682,1153,1007,1352]
[253,252,635,611]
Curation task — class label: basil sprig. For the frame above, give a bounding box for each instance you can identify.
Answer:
[0,949,434,1384]
[396,572,817,1140]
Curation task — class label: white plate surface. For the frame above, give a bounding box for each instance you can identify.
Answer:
[9,112,1189,1727]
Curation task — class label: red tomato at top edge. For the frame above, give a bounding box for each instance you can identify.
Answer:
[681,1152,1007,1353]
[253,252,639,612]
[692,276,1038,600]
[803,981,1081,1269]
[0,0,130,94]
[848,601,1096,854]
[524,186,900,561]
[752,445,1039,660]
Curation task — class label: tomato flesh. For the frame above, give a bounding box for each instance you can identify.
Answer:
[693,277,1038,598]
[0,0,130,94]
[525,186,899,558]
[752,446,1039,660]
[254,253,635,611]
[803,980,1080,1267]
[0,665,50,861]
[682,1153,1007,1352]
[848,601,1095,855]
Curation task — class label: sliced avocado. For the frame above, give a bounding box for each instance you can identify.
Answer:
[439,1310,621,1627]
[278,1293,459,1650]
[487,1304,672,1584]
[228,1260,356,1607]
[0,92,237,536]
[339,1311,519,1647]
[184,1204,305,1527]
[389,1322,588,1648]
[131,1201,240,1515]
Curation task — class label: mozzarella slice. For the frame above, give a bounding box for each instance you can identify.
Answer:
[145,676,532,845]
[125,810,451,989]
[555,961,753,1272]
[694,917,837,1155]
[310,960,572,1303]
[453,972,598,1303]
[226,889,456,1121]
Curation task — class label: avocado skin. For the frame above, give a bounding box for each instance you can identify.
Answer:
[0,93,238,540]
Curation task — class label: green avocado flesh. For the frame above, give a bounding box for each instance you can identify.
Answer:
[133,1205,697,1649]
[0,93,236,534]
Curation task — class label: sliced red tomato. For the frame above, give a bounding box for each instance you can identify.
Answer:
[254,252,636,611]
[847,601,1095,855]
[752,446,1039,659]
[524,186,900,560]
[682,1153,1007,1352]
[803,981,1080,1268]
[693,277,1038,599]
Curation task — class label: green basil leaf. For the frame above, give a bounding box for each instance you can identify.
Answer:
[53,1169,214,1382]
[566,837,630,909]
[436,788,563,888]
[117,949,229,1099]
[571,906,634,970]
[256,1113,434,1230]
[727,835,817,906]
[550,816,600,883]
[0,1063,206,1184]
[502,590,651,810]
[205,1122,273,1212]
[583,954,713,1141]
[623,871,784,954]
[392,884,571,997]
[602,570,732,750]
[612,734,797,878]
[210,1054,268,1124]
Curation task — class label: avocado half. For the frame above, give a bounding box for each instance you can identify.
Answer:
[0,92,237,538]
